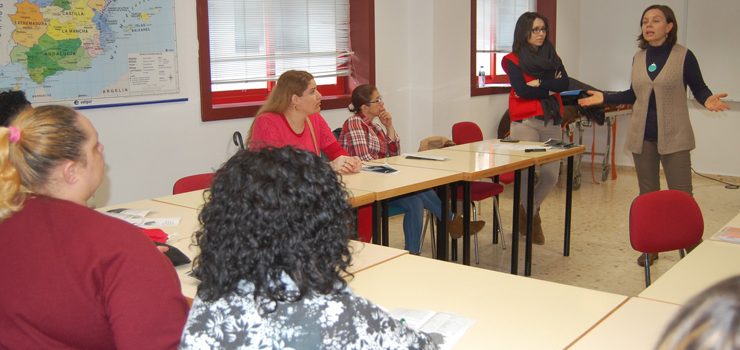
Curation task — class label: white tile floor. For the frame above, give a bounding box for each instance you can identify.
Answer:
[385,164,740,297]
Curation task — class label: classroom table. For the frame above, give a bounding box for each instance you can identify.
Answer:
[638,240,740,305]
[567,297,680,350]
[154,187,377,209]
[342,164,464,253]
[389,139,585,276]
[709,210,740,243]
[348,254,627,349]
[371,150,534,268]
[99,199,410,299]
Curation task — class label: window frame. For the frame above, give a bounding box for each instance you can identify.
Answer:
[470,0,557,96]
[197,0,375,121]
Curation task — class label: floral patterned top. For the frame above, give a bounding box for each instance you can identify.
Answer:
[179,275,440,350]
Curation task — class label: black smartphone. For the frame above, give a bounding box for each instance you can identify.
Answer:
[500,138,519,143]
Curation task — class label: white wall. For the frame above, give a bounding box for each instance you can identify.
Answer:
[575,0,740,176]
[90,0,738,206]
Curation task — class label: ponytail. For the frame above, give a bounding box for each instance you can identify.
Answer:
[0,106,86,221]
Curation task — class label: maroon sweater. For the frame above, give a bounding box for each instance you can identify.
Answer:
[0,196,188,349]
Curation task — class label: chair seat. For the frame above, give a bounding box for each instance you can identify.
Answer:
[456,181,504,201]
[498,172,515,185]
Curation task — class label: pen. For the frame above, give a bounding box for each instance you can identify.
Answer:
[524,148,547,152]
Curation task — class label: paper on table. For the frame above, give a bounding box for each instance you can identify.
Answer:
[104,208,181,228]
[495,143,551,151]
[711,226,740,244]
[141,217,182,228]
[392,308,475,350]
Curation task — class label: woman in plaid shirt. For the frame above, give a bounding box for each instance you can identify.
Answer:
[338,85,484,254]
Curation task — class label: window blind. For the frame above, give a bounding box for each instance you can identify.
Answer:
[207,0,350,88]
[477,0,535,53]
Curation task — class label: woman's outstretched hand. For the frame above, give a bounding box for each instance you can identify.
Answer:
[578,90,604,107]
[704,93,730,112]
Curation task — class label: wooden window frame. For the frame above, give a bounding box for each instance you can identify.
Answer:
[470,0,557,96]
[197,0,375,121]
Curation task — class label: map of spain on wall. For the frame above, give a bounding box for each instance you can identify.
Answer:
[0,0,179,108]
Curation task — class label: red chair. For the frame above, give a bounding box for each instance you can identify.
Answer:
[452,122,509,252]
[629,190,704,287]
[173,173,215,195]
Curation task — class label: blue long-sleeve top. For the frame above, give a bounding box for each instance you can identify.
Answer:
[603,42,712,141]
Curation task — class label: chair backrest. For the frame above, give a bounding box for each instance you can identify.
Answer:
[452,121,484,145]
[629,190,704,253]
[173,173,215,195]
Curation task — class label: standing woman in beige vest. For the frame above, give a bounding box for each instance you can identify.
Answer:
[579,4,729,266]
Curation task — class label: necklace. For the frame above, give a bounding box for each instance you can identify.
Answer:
[648,62,657,73]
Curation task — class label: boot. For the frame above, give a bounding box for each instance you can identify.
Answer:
[532,213,545,245]
[517,205,544,245]
[517,204,527,238]
[448,216,486,240]
[637,253,659,267]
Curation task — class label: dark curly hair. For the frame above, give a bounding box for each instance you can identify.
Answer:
[192,146,355,313]
[0,90,31,126]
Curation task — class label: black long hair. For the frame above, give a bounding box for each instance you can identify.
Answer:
[192,147,354,313]
[512,12,550,55]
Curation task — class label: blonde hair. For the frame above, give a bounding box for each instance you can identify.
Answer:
[0,105,86,221]
[248,70,315,143]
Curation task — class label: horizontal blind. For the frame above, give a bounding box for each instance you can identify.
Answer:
[208,0,350,87]
[477,0,535,53]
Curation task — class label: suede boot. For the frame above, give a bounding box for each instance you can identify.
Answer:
[448,216,486,240]
[532,213,545,245]
[637,253,659,267]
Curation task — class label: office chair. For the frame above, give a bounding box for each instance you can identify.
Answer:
[451,121,508,250]
[629,190,703,287]
[172,173,215,195]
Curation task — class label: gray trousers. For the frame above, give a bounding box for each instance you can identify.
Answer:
[510,118,562,214]
[632,141,692,196]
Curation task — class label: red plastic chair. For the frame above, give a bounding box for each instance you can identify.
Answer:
[629,190,703,287]
[451,122,510,253]
[172,173,215,195]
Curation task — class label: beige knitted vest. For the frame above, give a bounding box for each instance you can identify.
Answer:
[628,44,694,155]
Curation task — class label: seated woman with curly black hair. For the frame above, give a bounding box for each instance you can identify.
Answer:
[179,147,439,349]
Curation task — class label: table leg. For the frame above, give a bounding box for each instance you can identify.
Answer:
[372,201,382,245]
[435,185,449,260]
[381,200,390,246]
[564,156,574,256]
[524,165,536,276]
[463,181,471,265]
[510,170,522,274]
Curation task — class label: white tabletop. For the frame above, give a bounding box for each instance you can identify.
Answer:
[342,164,462,200]
[372,149,534,181]
[153,189,208,210]
[567,297,680,350]
[639,240,740,304]
[348,254,627,349]
[445,139,585,165]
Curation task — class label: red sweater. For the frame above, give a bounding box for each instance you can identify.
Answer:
[0,197,188,350]
[249,112,347,160]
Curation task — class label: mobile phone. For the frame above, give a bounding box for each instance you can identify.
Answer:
[500,138,519,143]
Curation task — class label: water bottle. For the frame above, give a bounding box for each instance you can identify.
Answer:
[478,66,486,87]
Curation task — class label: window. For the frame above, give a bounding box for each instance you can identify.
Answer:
[470,0,557,96]
[197,0,375,121]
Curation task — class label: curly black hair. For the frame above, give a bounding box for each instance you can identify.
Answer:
[192,146,355,313]
[0,90,31,126]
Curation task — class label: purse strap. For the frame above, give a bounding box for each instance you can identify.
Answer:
[305,117,320,155]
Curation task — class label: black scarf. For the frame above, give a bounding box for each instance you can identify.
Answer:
[518,41,562,79]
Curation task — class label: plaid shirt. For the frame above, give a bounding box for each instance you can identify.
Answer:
[339,114,400,161]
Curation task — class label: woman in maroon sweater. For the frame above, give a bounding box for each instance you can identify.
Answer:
[0,106,188,349]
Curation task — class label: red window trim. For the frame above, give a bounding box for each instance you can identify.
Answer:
[197,0,375,121]
[470,0,557,96]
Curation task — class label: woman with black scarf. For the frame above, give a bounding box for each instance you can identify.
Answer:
[502,11,569,245]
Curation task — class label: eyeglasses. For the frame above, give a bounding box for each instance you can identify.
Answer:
[367,96,383,104]
[531,27,547,34]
